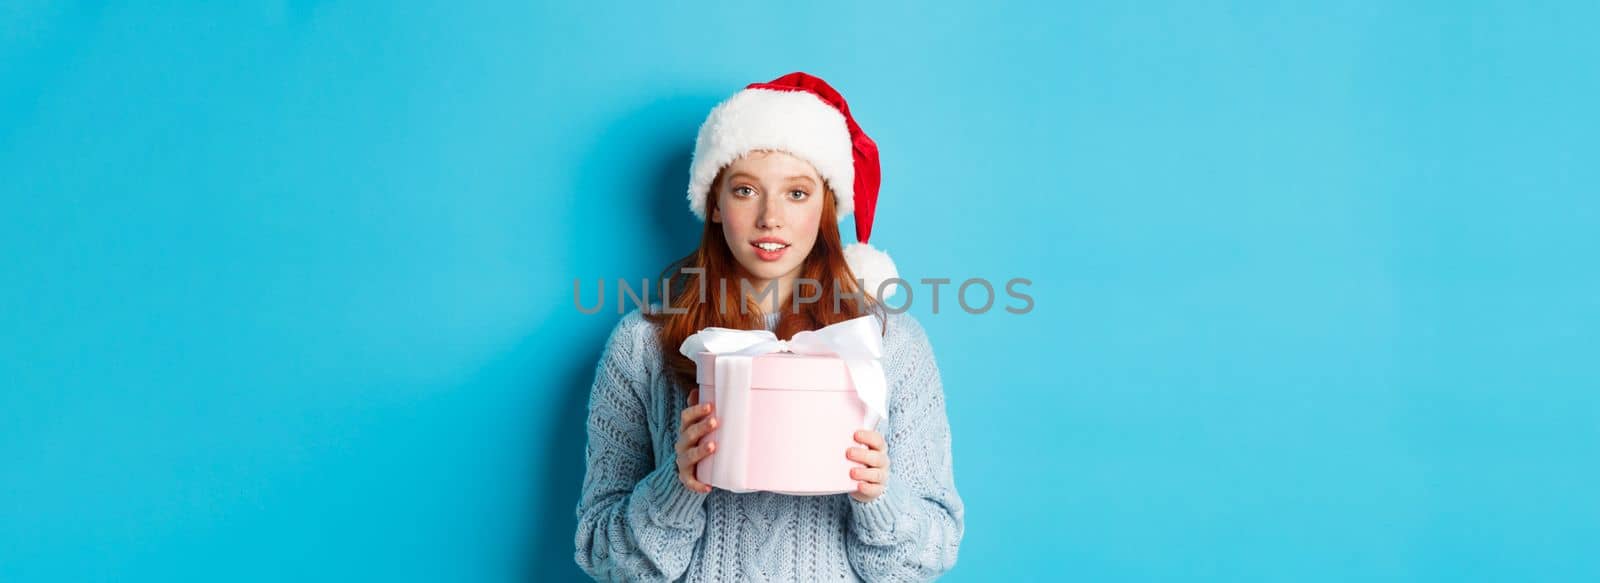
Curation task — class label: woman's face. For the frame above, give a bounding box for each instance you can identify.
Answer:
[711,149,827,287]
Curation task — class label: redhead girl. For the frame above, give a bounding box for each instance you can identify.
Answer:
[574,72,963,582]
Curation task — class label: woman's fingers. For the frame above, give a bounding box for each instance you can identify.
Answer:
[676,440,717,494]
[850,466,887,484]
[679,401,713,430]
[853,429,887,451]
[673,391,717,495]
[680,438,717,464]
[679,416,719,450]
[855,481,885,499]
[845,446,890,470]
[677,467,712,494]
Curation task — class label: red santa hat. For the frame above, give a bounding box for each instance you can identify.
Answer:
[686,71,900,300]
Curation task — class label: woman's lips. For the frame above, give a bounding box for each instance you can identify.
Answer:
[751,241,789,261]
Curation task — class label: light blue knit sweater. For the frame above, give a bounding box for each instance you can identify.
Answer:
[574,307,964,581]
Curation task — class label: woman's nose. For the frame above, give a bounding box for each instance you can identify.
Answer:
[757,195,785,228]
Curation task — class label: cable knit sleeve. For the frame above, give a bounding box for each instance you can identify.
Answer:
[573,310,710,582]
[845,313,965,581]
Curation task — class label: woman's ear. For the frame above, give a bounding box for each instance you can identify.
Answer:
[711,208,721,223]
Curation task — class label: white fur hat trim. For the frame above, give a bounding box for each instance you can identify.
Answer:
[844,241,900,300]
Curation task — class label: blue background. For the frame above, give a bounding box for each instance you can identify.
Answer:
[3,1,1596,581]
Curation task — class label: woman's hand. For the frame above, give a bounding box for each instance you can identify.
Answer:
[846,429,890,503]
[676,387,718,494]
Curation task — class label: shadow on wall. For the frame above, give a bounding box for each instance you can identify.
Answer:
[523,93,720,581]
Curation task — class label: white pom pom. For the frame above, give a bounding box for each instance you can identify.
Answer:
[843,242,900,300]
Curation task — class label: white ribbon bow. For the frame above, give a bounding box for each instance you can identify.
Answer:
[678,314,889,429]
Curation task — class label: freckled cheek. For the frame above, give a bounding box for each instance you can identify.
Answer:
[800,217,824,248]
[721,225,750,255]
[791,233,822,258]
[719,208,752,237]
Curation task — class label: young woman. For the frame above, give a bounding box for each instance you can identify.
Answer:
[574,72,963,581]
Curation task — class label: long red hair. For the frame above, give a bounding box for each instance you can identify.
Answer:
[645,168,886,393]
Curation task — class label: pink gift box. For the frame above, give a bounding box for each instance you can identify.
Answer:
[693,351,872,495]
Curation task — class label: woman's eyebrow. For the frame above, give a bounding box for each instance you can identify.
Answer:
[727,172,818,185]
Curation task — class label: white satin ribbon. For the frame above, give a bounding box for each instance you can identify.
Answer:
[678,314,888,490]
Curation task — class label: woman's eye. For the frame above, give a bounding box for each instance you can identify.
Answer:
[788,190,809,200]
[733,186,755,197]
